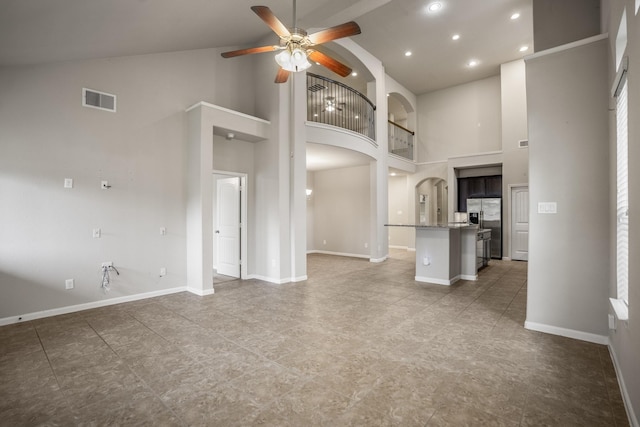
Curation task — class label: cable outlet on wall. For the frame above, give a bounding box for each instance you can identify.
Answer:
[160,267,167,276]
[160,227,166,236]
[93,228,101,238]
[65,279,74,290]
[101,180,111,189]
[102,261,113,268]
[64,178,73,189]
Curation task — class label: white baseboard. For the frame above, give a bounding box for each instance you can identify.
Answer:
[609,344,640,427]
[415,275,460,286]
[408,247,416,252]
[291,275,308,282]
[246,274,290,284]
[502,257,512,261]
[370,256,388,263]
[307,250,370,260]
[524,321,609,345]
[389,245,408,250]
[460,274,478,281]
[0,287,187,326]
[187,287,215,296]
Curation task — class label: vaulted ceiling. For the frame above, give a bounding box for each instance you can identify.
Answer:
[0,0,533,95]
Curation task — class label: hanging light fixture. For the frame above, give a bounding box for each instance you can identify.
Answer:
[275,44,312,72]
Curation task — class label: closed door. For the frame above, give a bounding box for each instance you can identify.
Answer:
[511,186,529,261]
[216,177,240,277]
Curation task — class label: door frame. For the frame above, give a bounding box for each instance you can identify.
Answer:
[213,170,248,279]
[508,183,529,261]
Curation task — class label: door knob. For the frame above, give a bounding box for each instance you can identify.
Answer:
[215,230,220,234]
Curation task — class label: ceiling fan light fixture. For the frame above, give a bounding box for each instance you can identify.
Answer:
[275,47,312,72]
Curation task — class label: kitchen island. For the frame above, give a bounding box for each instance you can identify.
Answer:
[386,223,481,285]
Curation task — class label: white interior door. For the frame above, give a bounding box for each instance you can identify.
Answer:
[511,186,529,261]
[216,177,240,277]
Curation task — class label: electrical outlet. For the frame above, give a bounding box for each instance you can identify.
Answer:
[160,267,167,276]
[160,227,166,236]
[64,178,73,188]
[102,261,113,268]
[93,228,101,238]
[65,279,74,290]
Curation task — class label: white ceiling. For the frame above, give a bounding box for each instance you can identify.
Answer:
[0,0,533,171]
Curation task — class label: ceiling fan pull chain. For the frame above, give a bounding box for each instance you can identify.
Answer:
[293,0,297,28]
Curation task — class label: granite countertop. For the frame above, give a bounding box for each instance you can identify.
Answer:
[384,223,479,230]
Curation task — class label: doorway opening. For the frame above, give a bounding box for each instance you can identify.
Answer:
[212,171,248,282]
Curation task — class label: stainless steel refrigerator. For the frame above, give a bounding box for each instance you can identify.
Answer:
[467,198,502,259]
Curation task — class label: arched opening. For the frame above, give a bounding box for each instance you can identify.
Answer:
[415,177,448,225]
[388,92,415,161]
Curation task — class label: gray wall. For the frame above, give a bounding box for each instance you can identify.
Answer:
[416,76,502,163]
[311,165,371,257]
[533,0,601,51]
[607,0,640,423]
[0,48,256,318]
[525,37,610,339]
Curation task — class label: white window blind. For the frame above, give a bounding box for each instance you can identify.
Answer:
[616,82,629,304]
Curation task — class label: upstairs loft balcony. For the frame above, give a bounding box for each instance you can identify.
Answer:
[307,73,375,141]
[306,73,416,163]
[388,120,415,161]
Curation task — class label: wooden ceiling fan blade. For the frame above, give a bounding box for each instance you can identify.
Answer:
[308,22,361,45]
[221,45,280,58]
[275,68,290,83]
[308,50,352,78]
[251,6,291,38]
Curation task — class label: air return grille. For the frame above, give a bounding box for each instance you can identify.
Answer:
[518,139,529,148]
[82,88,116,112]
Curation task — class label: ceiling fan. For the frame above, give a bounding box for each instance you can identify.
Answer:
[221,2,361,83]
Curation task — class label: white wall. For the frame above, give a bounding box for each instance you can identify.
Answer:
[525,36,610,342]
[312,165,371,257]
[501,60,530,259]
[0,48,256,319]
[388,175,410,248]
[416,76,502,163]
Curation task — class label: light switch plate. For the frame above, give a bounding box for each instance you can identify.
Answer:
[65,279,74,290]
[537,202,557,214]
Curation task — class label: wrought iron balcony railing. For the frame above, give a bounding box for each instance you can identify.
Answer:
[307,73,376,140]
[388,120,414,161]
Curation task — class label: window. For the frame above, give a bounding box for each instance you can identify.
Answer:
[615,73,628,306]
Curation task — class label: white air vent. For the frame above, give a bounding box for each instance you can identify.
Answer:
[83,88,116,112]
[518,139,529,148]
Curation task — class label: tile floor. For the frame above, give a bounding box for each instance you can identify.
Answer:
[0,250,630,426]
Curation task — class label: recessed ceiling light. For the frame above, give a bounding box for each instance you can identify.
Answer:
[390,172,397,176]
[405,51,412,57]
[468,60,479,67]
[313,113,318,117]
[355,115,359,119]
[427,2,442,13]
[452,34,460,41]
[510,12,520,20]
[519,45,529,52]
[351,71,358,76]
